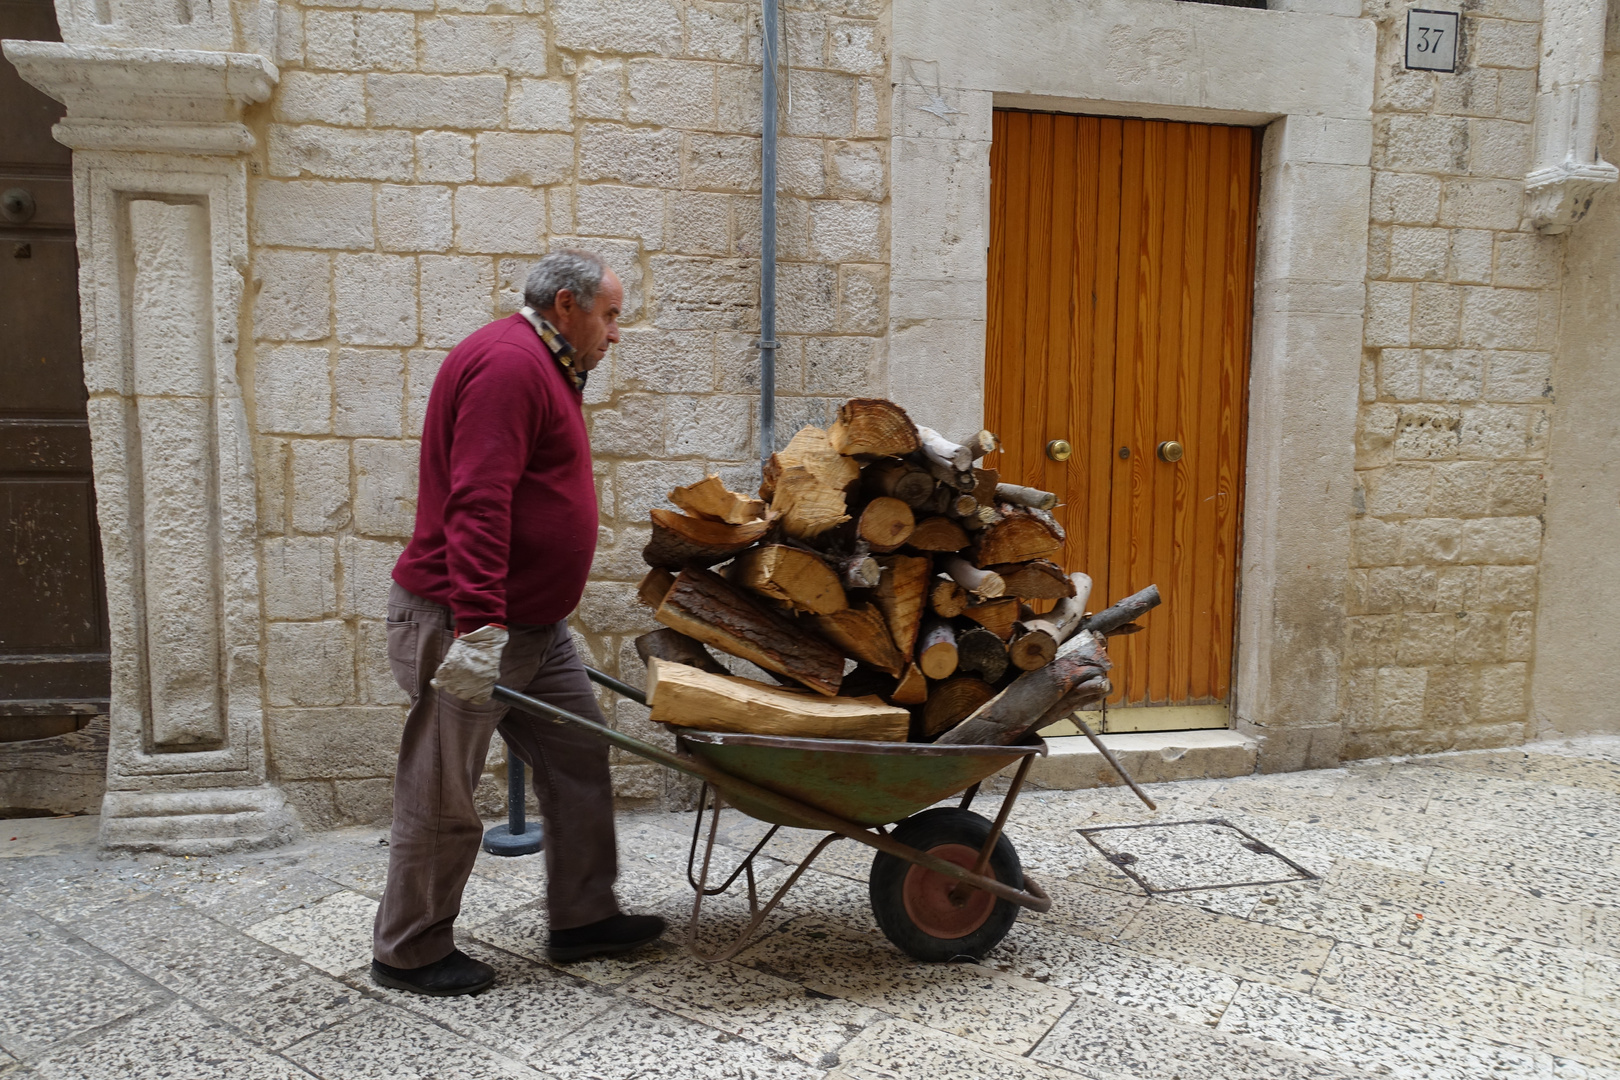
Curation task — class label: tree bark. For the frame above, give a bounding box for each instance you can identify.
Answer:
[916,425,972,471]
[993,483,1059,511]
[919,677,996,740]
[642,508,773,569]
[646,659,909,741]
[1041,573,1095,644]
[864,459,936,508]
[634,628,730,676]
[1082,584,1162,636]
[670,474,767,524]
[957,625,1009,683]
[809,603,906,677]
[917,617,960,679]
[828,398,920,457]
[728,544,848,615]
[637,566,677,609]
[963,430,999,459]
[935,631,1111,746]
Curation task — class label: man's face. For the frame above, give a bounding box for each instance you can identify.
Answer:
[546,270,623,373]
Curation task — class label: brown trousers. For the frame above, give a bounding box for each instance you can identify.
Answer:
[373,583,620,968]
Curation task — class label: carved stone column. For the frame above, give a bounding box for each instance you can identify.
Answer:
[1527,0,1617,232]
[4,0,296,852]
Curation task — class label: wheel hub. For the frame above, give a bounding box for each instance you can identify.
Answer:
[901,842,995,939]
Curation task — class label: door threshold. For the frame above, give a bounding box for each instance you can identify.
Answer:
[1040,702,1229,736]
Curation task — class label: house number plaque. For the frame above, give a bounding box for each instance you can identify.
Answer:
[1405,9,1459,73]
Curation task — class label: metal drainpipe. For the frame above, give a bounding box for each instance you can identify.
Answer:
[758,0,779,471]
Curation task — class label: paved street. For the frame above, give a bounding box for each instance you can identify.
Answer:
[2,737,1618,1080]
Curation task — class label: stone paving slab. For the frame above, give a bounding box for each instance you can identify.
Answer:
[2,735,1620,1079]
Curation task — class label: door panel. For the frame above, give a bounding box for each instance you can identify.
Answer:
[986,110,1259,714]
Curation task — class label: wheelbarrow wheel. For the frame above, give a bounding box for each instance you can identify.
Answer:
[868,807,1023,962]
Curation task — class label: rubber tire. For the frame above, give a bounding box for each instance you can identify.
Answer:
[869,807,1024,962]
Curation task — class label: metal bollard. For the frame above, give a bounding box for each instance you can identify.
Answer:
[482,737,544,856]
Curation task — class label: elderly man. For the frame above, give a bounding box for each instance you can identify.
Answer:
[372,250,665,997]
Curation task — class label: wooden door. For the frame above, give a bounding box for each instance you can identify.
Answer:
[0,0,111,741]
[985,110,1259,717]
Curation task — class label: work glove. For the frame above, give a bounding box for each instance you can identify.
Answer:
[431,624,509,705]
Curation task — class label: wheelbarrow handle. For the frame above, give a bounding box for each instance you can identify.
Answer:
[584,664,646,707]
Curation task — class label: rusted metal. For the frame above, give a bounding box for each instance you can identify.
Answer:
[1077,817,1318,895]
[1073,713,1157,810]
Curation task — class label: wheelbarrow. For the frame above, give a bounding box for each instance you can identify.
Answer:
[492,666,1060,964]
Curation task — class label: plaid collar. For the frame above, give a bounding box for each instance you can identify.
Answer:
[519,306,586,392]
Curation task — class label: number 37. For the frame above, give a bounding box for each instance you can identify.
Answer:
[1414,25,1446,52]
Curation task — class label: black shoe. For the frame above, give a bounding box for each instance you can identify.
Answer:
[547,914,667,962]
[371,948,495,996]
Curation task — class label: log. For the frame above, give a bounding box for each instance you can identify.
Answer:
[835,549,882,590]
[929,576,969,618]
[655,568,845,696]
[809,604,906,677]
[964,597,1020,641]
[728,544,848,615]
[670,474,767,524]
[873,554,930,658]
[828,398,920,458]
[941,554,1005,598]
[765,427,858,539]
[1041,573,1095,644]
[916,425,972,471]
[1082,584,1162,636]
[643,508,773,569]
[994,482,1059,511]
[991,559,1078,600]
[916,454,975,491]
[917,618,960,680]
[957,626,1009,683]
[964,430,999,459]
[973,505,1066,566]
[949,493,979,518]
[969,468,999,503]
[634,628,729,676]
[907,516,969,552]
[864,460,936,509]
[888,663,929,706]
[857,496,916,552]
[1007,621,1058,671]
[920,677,996,740]
[935,630,1111,746]
[637,566,677,609]
[646,659,908,741]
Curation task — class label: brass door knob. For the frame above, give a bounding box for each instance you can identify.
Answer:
[1157,440,1184,463]
[1046,439,1073,462]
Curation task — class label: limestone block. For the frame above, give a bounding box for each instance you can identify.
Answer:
[773,69,853,137]
[1399,516,1465,563]
[1504,609,1534,660]
[406,349,447,437]
[1387,226,1448,281]
[1477,564,1537,609]
[1474,662,1528,721]
[1482,350,1551,401]
[332,777,395,825]
[716,331,802,393]
[265,621,356,707]
[734,193,811,258]
[268,125,412,182]
[353,439,419,537]
[1355,401,1400,468]
[1459,403,1549,458]
[664,191,730,255]
[887,318,983,440]
[809,199,882,262]
[1364,281,1412,347]
[1374,115,1467,173]
[1410,283,1461,347]
[1393,404,1461,460]
[267,707,403,779]
[1493,231,1561,288]
[1429,460,1492,516]
[417,257,493,351]
[417,132,475,182]
[855,78,881,137]
[420,15,547,75]
[1449,721,1527,751]
[1370,172,1440,226]
[367,74,508,129]
[591,395,667,457]
[826,16,883,74]
[890,136,990,282]
[377,185,453,253]
[1454,610,1508,663]
[1366,565,1437,612]
[1422,349,1485,401]
[303,11,415,72]
[648,255,758,330]
[1495,68,1537,122]
[1438,178,1524,230]
[253,181,374,250]
[290,439,352,532]
[826,140,884,202]
[591,525,653,580]
[714,62,762,135]
[627,58,717,128]
[254,250,331,343]
[340,537,404,620]
[1361,463,1430,517]
[1345,615,1400,666]
[666,395,751,458]
[454,186,547,254]
[334,349,404,437]
[1374,65,1435,114]
[614,458,706,522]
[552,0,681,53]
[1397,611,1456,664]
[1459,286,1539,350]
[1469,16,1540,68]
[579,123,682,186]
[776,137,828,198]
[611,763,664,801]
[685,133,761,193]
[1433,66,1499,118]
[274,71,366,126]
[508,78,572,131]
[257,436,289,534]
[277,9,304,66]
[1423,663,1471,726]
[838,263,886,334]
[683,1,747,61]
[575,185,666,247]
[776,261,837,333]
[802,335,877,395]
[1434,565,1479,609]
[279,781,340,831]
[1374,666,1428,729]
[575,581,657,635]
[1467,118,1533,178]
[256,345,331,436]
[1376,348,1421,400]
[474,132,574,185]
[1448,229,1493,285]
[1488,462,1545,514]
[1460,515,1542,563]
[357,620,410,706]
[334,255,418,347]
[575,57,625,120]
[262,537,339,620]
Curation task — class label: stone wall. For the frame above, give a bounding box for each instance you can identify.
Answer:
[1347,0,1555,757]
[246,0,891,825]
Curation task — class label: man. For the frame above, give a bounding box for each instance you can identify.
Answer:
[371,249,665,997]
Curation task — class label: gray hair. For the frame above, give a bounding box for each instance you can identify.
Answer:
[523,249,608,312]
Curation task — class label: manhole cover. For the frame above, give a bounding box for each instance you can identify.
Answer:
[1076,818,1316,894]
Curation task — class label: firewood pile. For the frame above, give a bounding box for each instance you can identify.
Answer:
[633,398,1160,747]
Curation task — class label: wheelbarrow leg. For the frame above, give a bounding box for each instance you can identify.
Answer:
[947,753,1034,905]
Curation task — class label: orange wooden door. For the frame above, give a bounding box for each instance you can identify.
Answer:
[985,110,1259,709]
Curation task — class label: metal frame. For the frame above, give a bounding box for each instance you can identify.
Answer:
[1077,817,1317,895]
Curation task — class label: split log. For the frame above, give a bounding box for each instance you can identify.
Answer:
[917,618,960,680]
[729,544,848,615]
[907,516,969,553]
[991,559,1078,600]
[810,604,906,677]
[888,663,928,706]
[917,425,972,472]
[646,659,908,741]
[634,628,729,676]
[964,430,999,459]
[873,554,930,658]
[765,427,859,540]
[969,468,999,503]
[857,496,916,552]
[973,505,1066,566]
[964,597,1020,641]
[637,567,676,609]
[1082,584,1162,636]
[994,482,1059,511]
[935,630,1111,746]
[957,626,1009,683]
[929,576,969,618]
[920,677,997,740]
[941,554,1005,598]
[828,398,920,458]
[671,474,766,524]
[864,459,936,509]
[643,509,772,569]
[655,568,845,696]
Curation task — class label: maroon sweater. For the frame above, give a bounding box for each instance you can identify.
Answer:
[394,314,597,632]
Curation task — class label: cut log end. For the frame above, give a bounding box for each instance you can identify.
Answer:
[828,398,921,457]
